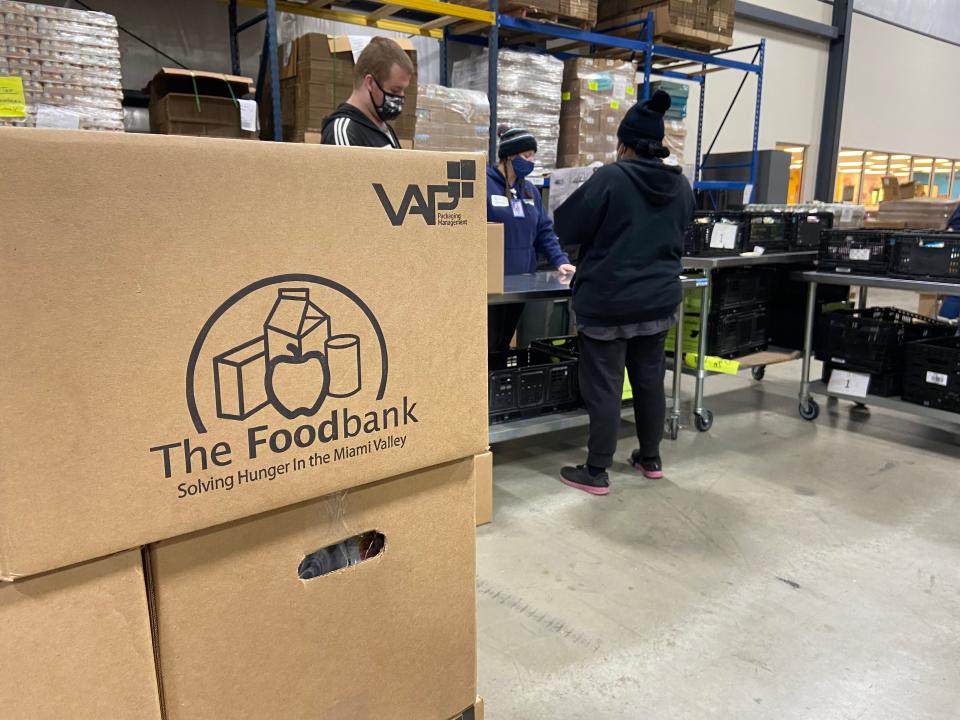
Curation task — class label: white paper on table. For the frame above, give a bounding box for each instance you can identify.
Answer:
[238,99,258,132]
[848,248,871,261]
[709,222,738,249]
[348,36,373,63]
[753,245,766,255]
[612,75,628,101]
[828,369,870,398]
[35,104,80,129]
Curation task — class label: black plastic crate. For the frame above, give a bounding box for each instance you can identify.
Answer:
[530,335,578,358]
[768,266,851,350]
[488,347,580,423]
[710,267,775,311]
[819,229,894,275]
[902,335,960,413]
[815,307,955,375]
[792,211,833,250]
[747,212,792,253]
[684,212,749,256]
[712,305,769,358]
[821,362,902,398]
[890,231,960,282]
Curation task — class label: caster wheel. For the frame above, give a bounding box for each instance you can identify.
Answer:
[799,399,820,421]
[668,417,681,440]
[751,366,766,381]
[694,410,714,432]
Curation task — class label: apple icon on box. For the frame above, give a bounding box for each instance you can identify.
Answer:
[265,343,330,419]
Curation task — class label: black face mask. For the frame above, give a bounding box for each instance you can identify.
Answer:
[369,77,405,122]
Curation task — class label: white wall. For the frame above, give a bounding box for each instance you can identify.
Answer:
[683,16,830,200]
[841,13,960,160]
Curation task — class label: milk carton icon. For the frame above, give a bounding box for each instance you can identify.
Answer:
[264,288,330,360]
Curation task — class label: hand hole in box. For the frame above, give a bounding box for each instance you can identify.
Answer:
[297,531,385,580]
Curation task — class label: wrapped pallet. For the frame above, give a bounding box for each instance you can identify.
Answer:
[557,57,636,168]
[0,0,123,131]
[663,118,686,164]
[414,84,489,153]
[453,49,563,177]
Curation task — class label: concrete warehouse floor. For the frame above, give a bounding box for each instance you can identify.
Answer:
[477,292,960,720]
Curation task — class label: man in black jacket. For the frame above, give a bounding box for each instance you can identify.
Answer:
[320,37,413,148]
[555,90,694,495]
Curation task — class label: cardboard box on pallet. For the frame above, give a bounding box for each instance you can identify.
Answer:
[149,457,479,720]
[0,129,488,580]
[0,550,162,720]
[263,34,418,144]
[557,58,636,168]
[148,67,257,139]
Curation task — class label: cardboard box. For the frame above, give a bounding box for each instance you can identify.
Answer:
[149,457,478,720]
[475,450,493,526]
[0,550,162,720]
[0,129,488,579]
[266,34,418,144]
[148,67,256,139]
[598,0,734,50]
[487,223,505,295]
[415,84,489,154]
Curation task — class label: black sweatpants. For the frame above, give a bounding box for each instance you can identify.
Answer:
[578,331,668,468]
[488,302,525,354]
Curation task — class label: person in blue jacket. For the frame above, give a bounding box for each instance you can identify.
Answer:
[941,204,960,319]
[487,126,575,352]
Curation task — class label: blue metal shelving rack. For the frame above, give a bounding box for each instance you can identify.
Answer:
[227,0,765,199]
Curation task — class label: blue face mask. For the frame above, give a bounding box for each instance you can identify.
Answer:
[512,156,535,180]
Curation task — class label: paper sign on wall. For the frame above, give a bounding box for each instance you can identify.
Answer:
[827,369,870,398]
[0,76,26,118]
[347,36,373,63]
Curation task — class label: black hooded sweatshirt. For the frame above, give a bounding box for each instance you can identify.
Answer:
[320,103,400,148]
[555,157,694,327]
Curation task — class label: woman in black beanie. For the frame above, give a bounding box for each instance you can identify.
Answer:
[554,91,694,495]
[486,125,575,352]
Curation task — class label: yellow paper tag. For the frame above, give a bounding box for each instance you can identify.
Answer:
[684,353,741,375]
[0,76,26,118]
[561,91,571,101]
[588,80,599,91]
[627,85,635,95]
[610,100,620,110]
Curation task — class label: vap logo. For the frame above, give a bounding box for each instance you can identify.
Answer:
[185,274,389,434]
[373,159,475,227]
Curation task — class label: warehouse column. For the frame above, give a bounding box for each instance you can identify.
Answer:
[814,0,853,201]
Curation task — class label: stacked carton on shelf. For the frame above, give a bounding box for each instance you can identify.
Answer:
[0,128,489,718]
[0,0,123,131]
[598,0,735,51]
[415,83,489,153]
[557,57,636,168]
[453,49,564,177]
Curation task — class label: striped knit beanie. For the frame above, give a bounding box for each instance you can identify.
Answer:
[497,125,538,160]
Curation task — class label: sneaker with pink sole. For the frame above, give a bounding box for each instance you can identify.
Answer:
[630,450,664,479]
[560,465,610,495]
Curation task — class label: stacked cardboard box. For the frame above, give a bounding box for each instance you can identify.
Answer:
[453,49,564,177]
[263,33,418,145]
[598,0,735,51]
[0,128,489,718]
[416,83,489,153]
[499,0,598,24]
[557,57,636,168]
[0,0,123,131]
[872,198,960,229]
[148,67,257,139]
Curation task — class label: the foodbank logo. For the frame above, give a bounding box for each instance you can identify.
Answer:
[373,159,475,226]
[149,274,417,481]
